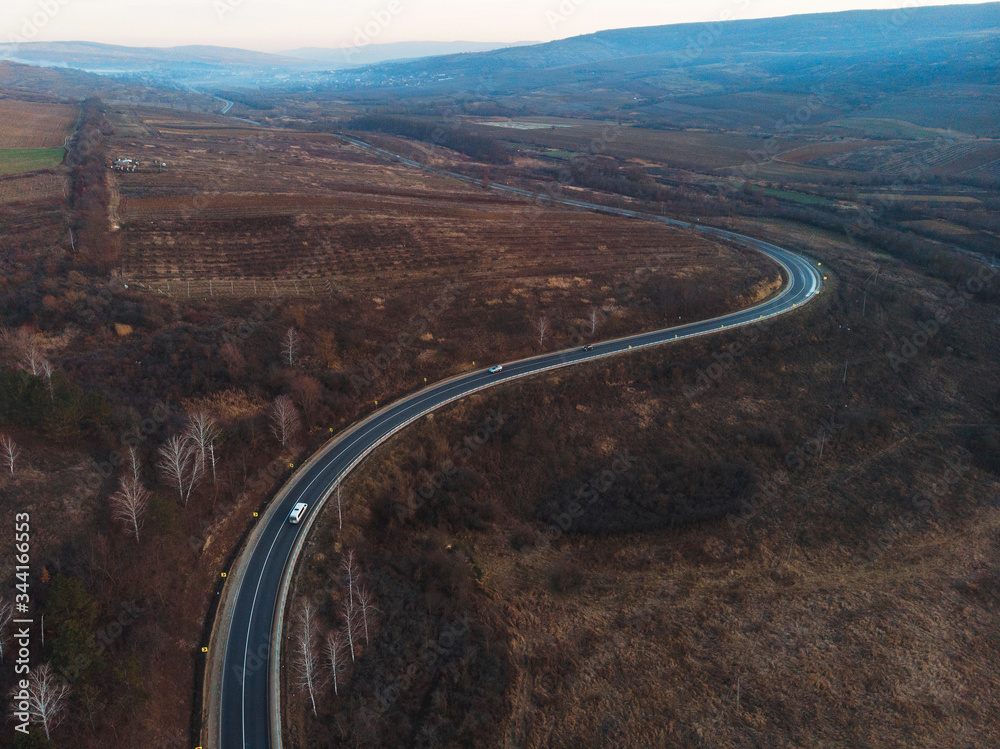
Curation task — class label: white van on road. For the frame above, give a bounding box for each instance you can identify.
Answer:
[288,503,309,524]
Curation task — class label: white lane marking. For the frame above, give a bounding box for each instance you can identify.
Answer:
[241,523,287,749]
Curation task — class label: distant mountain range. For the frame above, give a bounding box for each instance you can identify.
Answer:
[0,0,996,123]
[339,2,1000,86]
[0,41,293,72]
[283,41,536,67]
[0,39,538,75]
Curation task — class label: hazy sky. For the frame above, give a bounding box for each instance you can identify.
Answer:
[0,0,990,51]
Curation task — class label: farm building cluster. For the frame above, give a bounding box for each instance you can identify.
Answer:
[110,157,167,172]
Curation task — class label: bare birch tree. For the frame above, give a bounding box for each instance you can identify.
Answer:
[186,412,222,484]
[589,308,599,335]
[1,435,18,477]
[270,395,300,449]
[341,550,359,607]
[293,599,322,717]
[340,596,356,663]
[0,595,12,663]
[1,330,54,388]
[157,434,201,505]
[356,586,377,644]
[19,344,47,378]
[184,438,203,503]
[10,664,70,740]
[282,327,301,367]
[340,550,360,660]
[126,446,142,486]
[324,630,346,696]
[39,357,55,399]
[110,471,149,544]
[536,316,549,348]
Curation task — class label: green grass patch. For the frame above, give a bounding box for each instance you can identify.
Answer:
[542,149,579,159]
[0,147,66,175]
[760,187,835,206]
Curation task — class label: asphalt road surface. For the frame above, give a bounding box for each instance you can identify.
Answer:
[215,139,824,749]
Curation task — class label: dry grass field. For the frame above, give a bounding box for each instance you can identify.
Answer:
[454,115,1000,190]
[0,97,77,148]
[463,117,797,172]
[0,170,65,203]
[108,106,779,371]
[289,214,1000,747]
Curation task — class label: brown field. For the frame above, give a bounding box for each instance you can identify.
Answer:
[859,193,982,204]
[463,118,797,171]
[110,109,778,332]
[0,171,66,204]
[0,97,77,148]
[902,219,978,236]
[489,119,985,185]
[949,142,1000,175]
[776,139,885,164]
[119,190,747,293]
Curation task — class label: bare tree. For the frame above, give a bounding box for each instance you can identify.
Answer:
[0,595,12,663]
[536,316,550,348]
[39,357,55,399]
[125,446,142,486]
[19,344,48,379]
[324,630,346,696]
[269,395,301,449]
[340,596,356,663]
[341,550,359,607]
[10,664,70,740]
[293,600,322,717]
[110,472,149,544]
[157,434,201,505]
[158,435,188,502]
[1,435,19,477]
[186,412,222,484]
[356,586,377,644]
[589,308,599,335]
[282,327,301,367]
[340,550,360,661]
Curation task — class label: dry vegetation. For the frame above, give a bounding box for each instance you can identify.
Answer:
[0,171,66,203]
[105,106,777,375]
[291,218,1000,747]
[0,98,77,148]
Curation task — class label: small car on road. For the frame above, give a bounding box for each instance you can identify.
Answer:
[288,502,309,524]
[489,365,503,374]
[583,345,594,352]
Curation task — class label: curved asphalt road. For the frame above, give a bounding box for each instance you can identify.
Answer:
[215,138,824,749]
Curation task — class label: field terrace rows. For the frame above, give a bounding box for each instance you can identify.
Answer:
[118,190,735,301]
[111,113,748,302]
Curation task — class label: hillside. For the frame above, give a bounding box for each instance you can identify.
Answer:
[344,3,1000,80]
[0,41,297,71]
[283,41,538,67]
[321,3,1000,136]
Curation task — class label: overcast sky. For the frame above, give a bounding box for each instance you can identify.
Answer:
[0,0,990,51]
